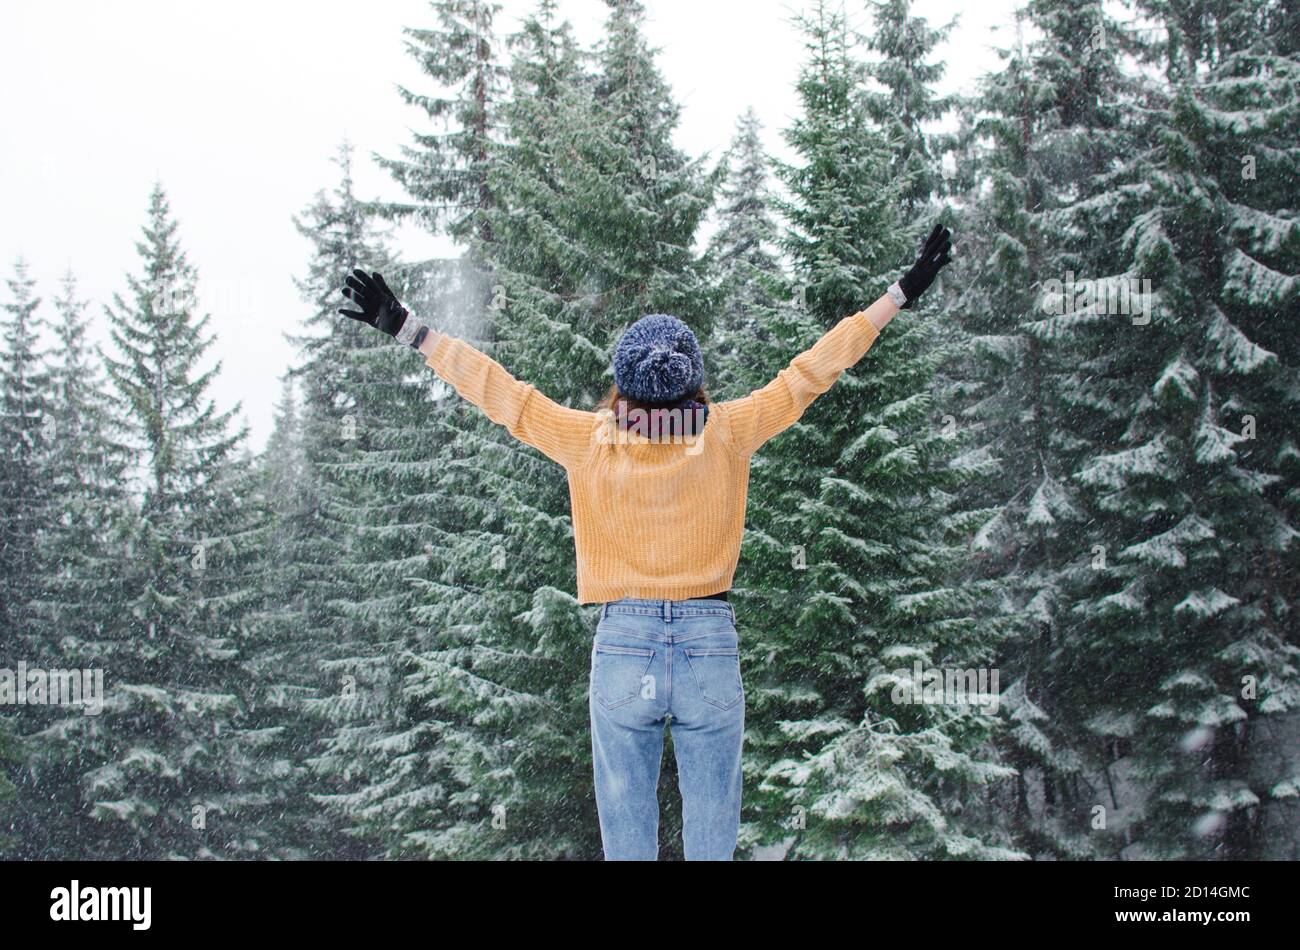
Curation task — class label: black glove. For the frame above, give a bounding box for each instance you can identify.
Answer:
[339,269,427,349]
[891,223,953,309]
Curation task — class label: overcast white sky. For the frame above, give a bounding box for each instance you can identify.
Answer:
[1,0,1018,450]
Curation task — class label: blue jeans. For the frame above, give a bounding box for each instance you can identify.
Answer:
[588,597,745,861]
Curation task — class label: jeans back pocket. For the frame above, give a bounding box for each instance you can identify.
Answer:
[684,648,744,710]
[591,644,656,709]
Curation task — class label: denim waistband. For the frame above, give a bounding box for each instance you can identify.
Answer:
[601,597,736,623]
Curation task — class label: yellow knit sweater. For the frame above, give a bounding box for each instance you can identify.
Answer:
[424,310,881,604]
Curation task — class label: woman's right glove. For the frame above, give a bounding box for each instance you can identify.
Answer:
[338,269,429,349]
[888,222,953,310]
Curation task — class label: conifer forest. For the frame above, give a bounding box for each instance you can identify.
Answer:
[2,0,1298,861]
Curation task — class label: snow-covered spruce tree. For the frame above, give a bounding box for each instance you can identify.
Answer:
[326,5,521,859]
[54,183,260,858]
[1235,12,1300,853]
[247,148,387,860]
[372,0,505,248]
[704,108,799,395]
[227,374,336,858]
[862,0,954,219]
[585,0,721,329]
[0,259,51,648]
[304,259,488,858]
[29,271,131,653]
[945,0,1145,858]
[198,442,274,856]
[745,0,1015,860]
[367,0,509,353]
[284,144,451,858]
[1057,0,1300,859]
[14,271,134,858]
[0,260,54,857]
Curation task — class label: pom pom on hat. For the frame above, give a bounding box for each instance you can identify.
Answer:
[612,314,704,404]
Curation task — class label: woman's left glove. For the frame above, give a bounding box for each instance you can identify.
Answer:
[339,269,429,349]
[888,223,952,310]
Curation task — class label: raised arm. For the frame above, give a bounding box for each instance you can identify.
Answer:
[716,298,887,456]
[716,222,953,457]
[418,329,594,468]
[338,269,594,469]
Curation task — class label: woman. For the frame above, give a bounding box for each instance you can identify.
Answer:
[339,222,953,860]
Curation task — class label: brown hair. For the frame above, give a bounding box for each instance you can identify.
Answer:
[597,384,708,414]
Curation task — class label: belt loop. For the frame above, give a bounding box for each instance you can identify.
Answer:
[662,599,672,623]
[730,602,737,625]
[601,602,608,621]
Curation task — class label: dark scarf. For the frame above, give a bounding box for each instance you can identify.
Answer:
[612,398,709,440]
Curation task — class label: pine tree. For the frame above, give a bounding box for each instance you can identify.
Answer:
[0,258,51,646]
[372,0,506,245]
[1058,0,1300,859]
[230,375,333,857]
[587,0,720,330]
[15,270,132,858]
[705,108,795,394]
[947,0,1145,857]
[195,444,270,855]
[743,0,1015,859]
[62,183,258,858]
[29,271,131,655]
[862,0,955,217]
[354,0,603,860]
[286,143,445,858]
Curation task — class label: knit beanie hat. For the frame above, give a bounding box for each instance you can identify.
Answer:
[612,314,705,404]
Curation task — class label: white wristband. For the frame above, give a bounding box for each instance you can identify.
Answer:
[394,312,426,347]
[886,281,908,309]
